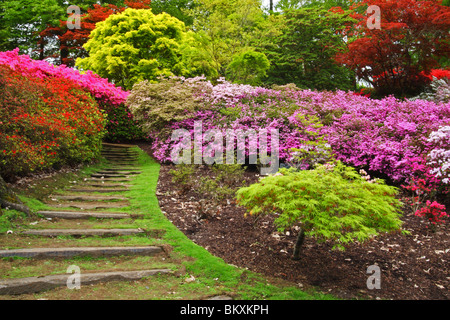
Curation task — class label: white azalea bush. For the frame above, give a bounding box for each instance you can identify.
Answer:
[427,126,450,184]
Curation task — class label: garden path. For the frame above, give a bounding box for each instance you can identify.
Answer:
[0,143,176,296]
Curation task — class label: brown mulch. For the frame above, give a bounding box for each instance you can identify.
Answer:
[138,144,449,300]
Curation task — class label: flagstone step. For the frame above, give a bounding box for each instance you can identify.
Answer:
[101,156,138,160]
[102,150,137,153]
[0,269,174,295]
[0,246,165,259]
[106,161,138,165]
[101,150,138,154]
[21,228,145,237]
[49,194,128,201]
[37,210,134,220]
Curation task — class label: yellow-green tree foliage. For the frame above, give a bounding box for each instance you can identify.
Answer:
[76,8,194,90]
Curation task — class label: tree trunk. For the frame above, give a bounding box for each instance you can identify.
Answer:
[0,175,30,215]
[292,227,305,260]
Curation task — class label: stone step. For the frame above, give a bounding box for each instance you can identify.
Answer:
[101,150,138,153]
[103,168,139,172]
[102,158,138,162]
[106,161,138,165]
[0,269,174,295]
[0,246,165,259]
[102,142,136,148]
[101,153,138,157]
[21,228,145,237]
[101,149,138,153]
[68,188,129,193]
[37,210,134,220]
[95,171,141,175]
[49,194,128,201]
[47,201,129,210]
[81,183,132,188]
[88,178,133,182]
[101,156,138,160]
[91,173,130,178]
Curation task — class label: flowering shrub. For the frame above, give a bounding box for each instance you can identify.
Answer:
[420,69,450,82]
[130,77,449,185]
[98,101,145,143]
[427,126,450,184]
[0,64,106,179]
[411,77,450,104]
[415,201,448,229]
[0,49,128,105]
[0,49,142,142]
[319,93,450,182]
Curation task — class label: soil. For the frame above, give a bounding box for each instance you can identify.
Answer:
[142,144,449,300]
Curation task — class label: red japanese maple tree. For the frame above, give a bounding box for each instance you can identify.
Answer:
[336,0,450,97]
[38,1,151,66]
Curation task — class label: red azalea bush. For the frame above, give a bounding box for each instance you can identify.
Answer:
[415,201,448,229]
[0,64,106,180]
[420,68,450,82]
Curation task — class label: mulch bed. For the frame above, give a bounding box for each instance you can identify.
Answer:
[139,144,449,300]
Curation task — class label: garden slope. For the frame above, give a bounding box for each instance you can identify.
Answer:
[153,156,450,300]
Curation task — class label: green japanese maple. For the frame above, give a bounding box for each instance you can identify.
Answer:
[236,161,406,259]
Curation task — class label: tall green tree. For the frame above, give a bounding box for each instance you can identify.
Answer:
[261,7,357,91]
[186,0,269,81]
[226,49,270,85]
[150,0,197,26]
[0,0,65,54]
[274,0,355,11]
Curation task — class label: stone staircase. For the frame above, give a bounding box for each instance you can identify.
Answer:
[0,143,176,296]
